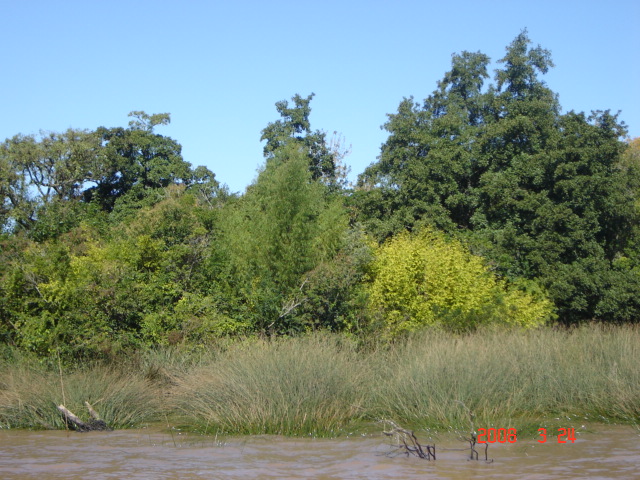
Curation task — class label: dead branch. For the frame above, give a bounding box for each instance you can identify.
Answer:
[463,431,491,462]
[84,401,101,421]
[278,277,309,319]
[380,420,436,460]
[380,411,493,463]
[57,403,111,432]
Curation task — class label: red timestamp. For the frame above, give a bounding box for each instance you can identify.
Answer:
[477,428,518,443]
[476,427,577,444]
[537,427,576,443]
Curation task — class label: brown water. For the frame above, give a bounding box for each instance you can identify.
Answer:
[0,425,638,479]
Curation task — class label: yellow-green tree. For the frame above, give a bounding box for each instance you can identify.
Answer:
[367,229,554,334]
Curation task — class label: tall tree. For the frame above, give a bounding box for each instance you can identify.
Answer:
[355,31,639,323]
[86,111,192,213]
[356,50,491,238]
[220,144,347,333]
[261,93,338,184]
[0,129,102,233]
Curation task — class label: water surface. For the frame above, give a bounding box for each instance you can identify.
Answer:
[0,425,638,479]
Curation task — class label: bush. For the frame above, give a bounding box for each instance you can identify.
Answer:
[366,229,555,334]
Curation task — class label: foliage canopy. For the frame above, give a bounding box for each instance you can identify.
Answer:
[354,30,639,324]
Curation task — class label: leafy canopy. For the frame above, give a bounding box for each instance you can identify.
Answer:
[355,30,639,324]
[261,93,338,185]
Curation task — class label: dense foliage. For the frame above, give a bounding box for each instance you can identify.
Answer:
[1,31,638,361]
[367,229,554,335]
[354,31,639,324]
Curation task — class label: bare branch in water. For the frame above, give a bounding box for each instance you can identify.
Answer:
[380,420,436,460]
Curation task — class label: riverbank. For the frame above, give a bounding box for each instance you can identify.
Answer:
[1,325,638,436]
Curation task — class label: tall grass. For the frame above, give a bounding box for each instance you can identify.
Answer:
[1,325,638,435]
[0,359,161,429]
[368,325,640,433]
[170,334,368,436]
[170,325,640,436]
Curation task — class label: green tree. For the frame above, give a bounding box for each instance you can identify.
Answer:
[0,129,101,233]
[355,50,491,239]
[87,111,192,214]
[355,31,639,323]
[0,141,32,231]
[261,93,338,185]
[220,144,348,333]
[619,137,640,267]
[1,112,205,237]
[366,229,554,335]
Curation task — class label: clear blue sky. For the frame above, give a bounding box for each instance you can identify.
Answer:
[1,0,638,193]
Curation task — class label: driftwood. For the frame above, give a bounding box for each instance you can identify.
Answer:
[454,402,493,463]
[57,402,111,432]
[381,420,436,460]
[380,416,493,463]
[464,430,491,462]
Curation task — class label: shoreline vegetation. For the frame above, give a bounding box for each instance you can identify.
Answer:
[1,33,639,441]
[1,325,638,437]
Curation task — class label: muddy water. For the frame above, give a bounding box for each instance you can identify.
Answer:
[0,425,638,479]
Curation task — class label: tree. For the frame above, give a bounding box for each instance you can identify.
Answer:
[1,112,201,236]
[355,31,639,323]
[355,50,492,239]
[1,183,227,358]
[0,140,32,231]
[261,93,338,184]
[619,137,640,266]
[86,111,192,213]
[219,144,348,333]
[366,229,554,335]
[0,129,101,232]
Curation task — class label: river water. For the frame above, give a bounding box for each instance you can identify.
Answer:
[0,425,638,479]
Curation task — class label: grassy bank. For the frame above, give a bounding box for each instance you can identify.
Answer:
[367,326,640,436]
[1,325,638,436]
[170,334,368,436]
[0,353,162,430]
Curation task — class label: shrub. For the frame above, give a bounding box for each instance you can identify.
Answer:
[366,229,554,334]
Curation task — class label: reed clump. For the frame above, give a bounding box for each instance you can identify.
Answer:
[1,324,638,435]
[368,324,640,433]
[168,324,639,436]
[169,334,369,436]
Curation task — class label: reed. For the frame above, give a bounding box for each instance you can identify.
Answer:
[170,325,640,436]
[0,359,161,429]
[170,334,368,436]
[369,325,640,433]
[1,325,638,435]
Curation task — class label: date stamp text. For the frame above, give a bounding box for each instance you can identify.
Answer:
[476,427,576,444]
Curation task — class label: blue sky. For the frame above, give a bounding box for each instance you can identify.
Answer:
[1,0,638,193]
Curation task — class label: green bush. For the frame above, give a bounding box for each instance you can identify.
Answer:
[366,229,555,334]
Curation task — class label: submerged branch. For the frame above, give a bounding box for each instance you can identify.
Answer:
[380,420,436,460]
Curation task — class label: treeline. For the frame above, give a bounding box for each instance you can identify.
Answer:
[1,32,639,361]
